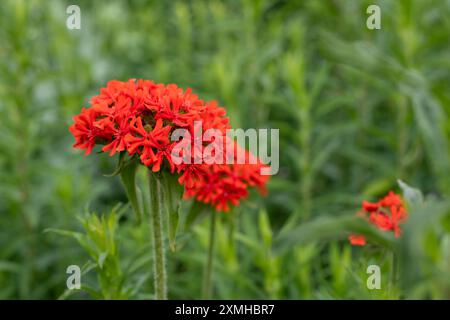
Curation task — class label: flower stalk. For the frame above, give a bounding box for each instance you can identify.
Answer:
[148,171,167,300]
[202,209,217,299]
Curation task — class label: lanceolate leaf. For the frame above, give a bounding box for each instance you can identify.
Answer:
[44,228,92,257]
[104,152,126,177]
[120,159,142,224]
[274,215,395,253]
[397,179,424,207]
[161,171,183,251]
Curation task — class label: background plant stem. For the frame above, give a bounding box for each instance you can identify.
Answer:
[202,209,217,299]
[390,251,399,299]
[148,171,168,300]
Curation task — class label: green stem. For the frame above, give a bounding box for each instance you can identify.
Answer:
[148,171,167,300]
[390,251,398,299]
[202,209,217,299]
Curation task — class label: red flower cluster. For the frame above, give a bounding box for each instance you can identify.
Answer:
[349,191,408,246]
[69,79,269,211]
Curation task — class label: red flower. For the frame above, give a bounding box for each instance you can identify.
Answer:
[379,191,403,207]
[348,234,366,246]
[101,115,131,156]
[362,200,379,212]
[69,108,109,155]
[69,79,269,211]
[349,191,408,246]
[152,142,176,173]
[125,117,172,168]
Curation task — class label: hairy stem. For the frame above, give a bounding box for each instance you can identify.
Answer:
[148,171,167,300]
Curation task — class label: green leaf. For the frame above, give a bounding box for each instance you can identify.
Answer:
[397,179,424,206]
[362,178,394,197]
[274,215,395,253]
[258,209,272,248]
[44,228,93,258]
[161,171,183,251]
[104,152,126,177]
[120,159,142,224]
[98,252,108,269]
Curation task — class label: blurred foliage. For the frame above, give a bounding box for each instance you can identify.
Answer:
[0,0,449,299]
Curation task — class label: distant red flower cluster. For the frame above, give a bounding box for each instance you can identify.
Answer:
[349,191,408,246]
[69,79,268,211]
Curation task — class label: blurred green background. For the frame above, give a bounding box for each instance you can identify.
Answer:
[0,0,449,299]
